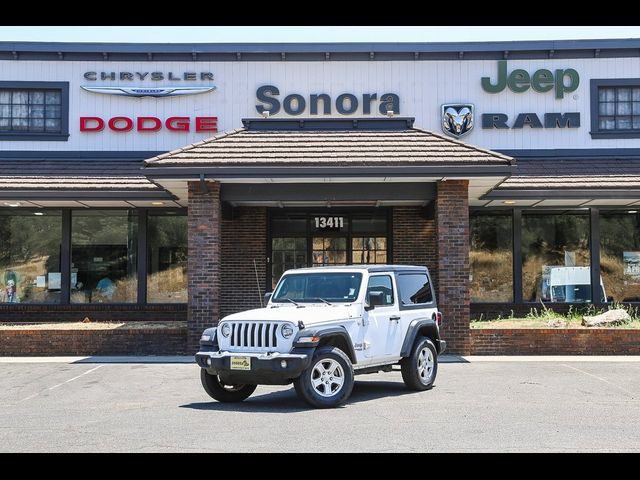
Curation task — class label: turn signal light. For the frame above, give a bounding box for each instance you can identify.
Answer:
[297,336,320,343]
[435,312,443,327]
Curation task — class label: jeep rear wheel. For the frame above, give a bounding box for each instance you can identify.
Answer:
[294,346,354,408]
[200,369,257,402]
[400,337,438,391]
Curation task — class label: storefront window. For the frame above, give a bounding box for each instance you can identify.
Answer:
[147,213,187,303]
[71,210,137,303]
[522,213,591,303]
[470,212,513,302]
[600,211,640,302]
[0,210,61,303]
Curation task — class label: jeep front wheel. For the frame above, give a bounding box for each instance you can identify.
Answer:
[200,369,257,402]
[294,346,354,408]
[400,337,438,391]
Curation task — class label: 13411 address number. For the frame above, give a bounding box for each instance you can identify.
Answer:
[314,216,344,229]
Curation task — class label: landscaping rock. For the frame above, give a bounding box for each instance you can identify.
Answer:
[547,319,567,328]
[582,309,631,327]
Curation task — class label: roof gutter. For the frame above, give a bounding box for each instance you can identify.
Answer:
[484,189,640,200]
[144,164,516,181]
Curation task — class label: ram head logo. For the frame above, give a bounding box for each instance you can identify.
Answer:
[441,104,474,138]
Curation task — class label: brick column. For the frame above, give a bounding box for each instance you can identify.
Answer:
[392,206,437,286]
[436,180,471,355]
[187,181,221,353]
[221,207,267,318]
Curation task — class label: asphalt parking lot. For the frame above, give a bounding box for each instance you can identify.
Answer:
[1,357,640,452]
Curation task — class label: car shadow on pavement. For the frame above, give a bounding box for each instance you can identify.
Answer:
[180,378,427,413]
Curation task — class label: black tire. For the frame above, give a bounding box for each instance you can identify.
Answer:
[294,346,354,408]
[200,369,257,403]
[400,337,438,391]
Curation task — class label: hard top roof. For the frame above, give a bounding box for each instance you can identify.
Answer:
[282,265,429,274]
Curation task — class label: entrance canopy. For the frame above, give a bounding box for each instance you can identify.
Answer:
[144,117,514,207]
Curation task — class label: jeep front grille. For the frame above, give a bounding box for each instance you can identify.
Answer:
[229,322,279,349]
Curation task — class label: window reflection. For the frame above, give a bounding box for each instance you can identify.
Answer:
[71,210,137,303]
[147,214,187,303]
[0,211,61,303]
[470,213,513,302]
[312,237,347,266]
[522,213,592,303]
[271,237,307,289]
[352,237,387,264]
[600,211,640,302]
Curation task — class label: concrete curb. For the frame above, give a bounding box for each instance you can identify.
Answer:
[1,354,640,364]
[443,355,640,363]
[0,356,195,364]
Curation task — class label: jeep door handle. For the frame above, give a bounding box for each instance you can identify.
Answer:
[389,316,401,322]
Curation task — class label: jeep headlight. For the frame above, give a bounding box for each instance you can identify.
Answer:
[281,323,294,339]
[220,323,231,338]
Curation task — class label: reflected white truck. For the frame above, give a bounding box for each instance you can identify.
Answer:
[547,266,606,303]
[196,265,445,408]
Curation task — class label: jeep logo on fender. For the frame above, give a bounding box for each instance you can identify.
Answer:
[481,60,579,99]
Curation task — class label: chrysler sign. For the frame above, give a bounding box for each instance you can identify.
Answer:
[81,86,216,98]
[83,71,214,81]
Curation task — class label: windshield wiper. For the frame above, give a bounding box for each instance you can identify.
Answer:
[312,297,333,306]
[282,298,302,307]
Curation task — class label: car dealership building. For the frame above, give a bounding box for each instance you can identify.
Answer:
[2,39,640,355]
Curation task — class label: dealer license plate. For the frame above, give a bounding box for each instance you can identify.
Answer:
[230,357,251,371]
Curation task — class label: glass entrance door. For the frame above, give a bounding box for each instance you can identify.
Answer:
[312,237,347,266]
[269,209,390,288]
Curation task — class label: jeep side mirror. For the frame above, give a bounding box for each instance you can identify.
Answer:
[365,291,384,311]
[263,292,272,305]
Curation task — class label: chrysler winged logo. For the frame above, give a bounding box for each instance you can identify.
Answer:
[81,86,216,98]
[441,103,474,138]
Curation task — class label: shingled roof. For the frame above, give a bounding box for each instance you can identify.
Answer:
[0,158,172,200]
[144,121,514,169]
[494,159,640,192]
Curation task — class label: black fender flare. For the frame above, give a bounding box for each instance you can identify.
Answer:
[198,326,219,350]
[292,326,357,364]
[400,318,443,356]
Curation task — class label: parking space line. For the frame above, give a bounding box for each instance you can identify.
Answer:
[562,364,637,398]
[48,365,104,390]
[14,365,105,403]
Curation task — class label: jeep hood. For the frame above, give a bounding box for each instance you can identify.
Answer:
[221,303,361,325]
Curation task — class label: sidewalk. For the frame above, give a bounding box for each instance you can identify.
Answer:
[0,354,639,364]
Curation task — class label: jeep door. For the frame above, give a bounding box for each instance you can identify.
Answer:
[362,274,402,362]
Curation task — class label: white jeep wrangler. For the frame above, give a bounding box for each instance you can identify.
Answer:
[196,265,445,408]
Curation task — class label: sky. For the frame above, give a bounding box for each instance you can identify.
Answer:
[0,26,638,43]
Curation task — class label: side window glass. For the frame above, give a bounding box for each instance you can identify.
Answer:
[397,274,433,306]
[366,275,394,306]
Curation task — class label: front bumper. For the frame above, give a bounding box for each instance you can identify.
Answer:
[195,350,312,385]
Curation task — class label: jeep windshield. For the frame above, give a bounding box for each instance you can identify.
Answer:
[272,272,362,303]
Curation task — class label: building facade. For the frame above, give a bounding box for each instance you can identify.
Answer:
[2,39,640,354]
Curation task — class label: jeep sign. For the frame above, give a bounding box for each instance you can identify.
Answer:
[481,61,579,99]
